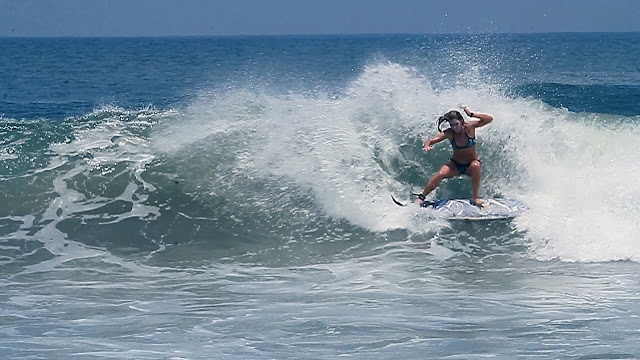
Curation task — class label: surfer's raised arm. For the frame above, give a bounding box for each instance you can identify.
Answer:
[462,106,493,128]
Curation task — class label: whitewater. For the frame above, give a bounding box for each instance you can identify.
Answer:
[1,33,639,359]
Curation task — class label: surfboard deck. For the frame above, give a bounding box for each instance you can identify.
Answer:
[392,195,527,220]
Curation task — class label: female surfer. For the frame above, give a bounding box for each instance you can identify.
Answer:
[418,106,493,206]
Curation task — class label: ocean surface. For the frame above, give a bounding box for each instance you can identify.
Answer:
[1,32,640,359]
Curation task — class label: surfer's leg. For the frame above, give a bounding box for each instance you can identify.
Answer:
[467,160,483,205]
[420,161,458,199]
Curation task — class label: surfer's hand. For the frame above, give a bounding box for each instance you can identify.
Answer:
[423,143,433,151]
[461,106,472,116]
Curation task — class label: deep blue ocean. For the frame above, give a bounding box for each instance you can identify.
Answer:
[1,33,640,359]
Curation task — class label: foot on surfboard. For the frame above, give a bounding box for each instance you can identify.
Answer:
[471,198,484,207]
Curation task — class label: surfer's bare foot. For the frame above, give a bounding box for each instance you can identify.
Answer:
[472,198,484,207]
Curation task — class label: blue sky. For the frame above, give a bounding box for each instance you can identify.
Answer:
[1,0,639,37]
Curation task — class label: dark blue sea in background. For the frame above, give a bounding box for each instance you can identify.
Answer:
[1,33,640,359]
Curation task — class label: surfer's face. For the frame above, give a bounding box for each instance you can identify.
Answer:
[448,119,463,133]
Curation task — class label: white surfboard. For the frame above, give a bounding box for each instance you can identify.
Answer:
[392,195,527,220]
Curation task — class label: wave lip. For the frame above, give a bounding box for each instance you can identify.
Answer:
[514,82,640,116]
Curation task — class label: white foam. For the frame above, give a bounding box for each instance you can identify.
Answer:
[152,62,640,263]
[8,109,167,272]
[504,109,640,262]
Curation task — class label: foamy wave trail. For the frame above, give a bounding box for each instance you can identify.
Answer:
[1,106,170,272]
[2,62,640,268]
[156,61,640,263]
[506,107,640,262]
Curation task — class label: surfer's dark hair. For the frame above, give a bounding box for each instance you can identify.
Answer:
[437,110,464,132]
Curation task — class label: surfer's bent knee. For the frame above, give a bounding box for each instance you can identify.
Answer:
[468,160,482,172]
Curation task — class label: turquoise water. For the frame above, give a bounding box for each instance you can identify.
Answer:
[1,33,640,359]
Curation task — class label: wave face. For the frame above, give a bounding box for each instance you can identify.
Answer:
[2,60,640,266]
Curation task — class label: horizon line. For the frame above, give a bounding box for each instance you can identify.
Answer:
[2,30,639,39]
